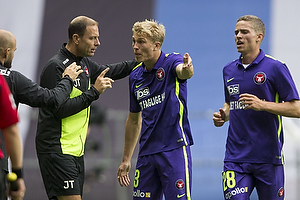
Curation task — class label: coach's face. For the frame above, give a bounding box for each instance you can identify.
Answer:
[77,25,100,57]
[234,20,260,56]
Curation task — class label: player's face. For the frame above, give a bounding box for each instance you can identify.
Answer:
[77,25,100,57]
[234,21,259,55]
[132,34,157,63]
[4,38,16,69]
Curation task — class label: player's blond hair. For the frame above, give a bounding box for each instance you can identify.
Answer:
[237,15,265,41]
[132,19,165,48]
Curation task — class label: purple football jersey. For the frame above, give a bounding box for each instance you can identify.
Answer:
[129,52,193,156]
[223,50,299,165]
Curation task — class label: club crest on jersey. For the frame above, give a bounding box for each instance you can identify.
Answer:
[253,72,266,85]
[156,68,165,81]
[277,187,284,197]
[175,179,185,190]
[84,67,89,75]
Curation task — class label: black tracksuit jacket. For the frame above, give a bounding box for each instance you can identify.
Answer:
[36,43,137,156]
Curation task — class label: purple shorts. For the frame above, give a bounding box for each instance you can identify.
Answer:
[133,146,192,200]
[223,162,284,200]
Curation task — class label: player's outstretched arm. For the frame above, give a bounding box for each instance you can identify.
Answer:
[176,53,194,80]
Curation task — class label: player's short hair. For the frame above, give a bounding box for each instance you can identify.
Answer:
[68,16,98,41]
[132,19,165,47]
[237,15,265,39]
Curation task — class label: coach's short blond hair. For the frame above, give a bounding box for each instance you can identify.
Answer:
[132,19,165,48]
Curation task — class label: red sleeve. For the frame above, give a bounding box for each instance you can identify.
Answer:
[0,75,19,129]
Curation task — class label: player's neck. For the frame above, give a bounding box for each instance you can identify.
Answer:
[241,49,260,64]
[144,61,155,71]
[144,51,161,71]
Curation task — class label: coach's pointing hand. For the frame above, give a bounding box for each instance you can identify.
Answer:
[93,68,114,94]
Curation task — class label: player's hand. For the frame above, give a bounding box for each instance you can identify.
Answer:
[62,62,83,81]
[9,178,26,200]
[93,68,114,94]
[239,93,264,111]
[176,53,194,79]
[182,53,192,69]
[117,162,131,187]
[213,108,227,127]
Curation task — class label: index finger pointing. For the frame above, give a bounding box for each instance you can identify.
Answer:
[99,67,110,78]
[183,53,192,66]
[183,53,189,65]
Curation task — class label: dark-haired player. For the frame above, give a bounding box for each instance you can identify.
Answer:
[213,15,300,199]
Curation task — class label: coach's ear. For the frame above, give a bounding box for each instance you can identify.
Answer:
[73,34,80,45]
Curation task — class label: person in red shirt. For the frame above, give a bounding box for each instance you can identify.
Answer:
[0,74,25,200]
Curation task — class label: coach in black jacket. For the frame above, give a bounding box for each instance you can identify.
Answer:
[36,16,137,200]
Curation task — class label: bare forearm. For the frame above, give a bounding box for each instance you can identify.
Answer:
[3,124,23,169]
[122,128,140,162]
[261,100,300,118]
[122,114,141,162]
[239,93,300,118]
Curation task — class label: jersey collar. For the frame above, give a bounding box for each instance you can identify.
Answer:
[236,49,265,68]
[152,51,165,70]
